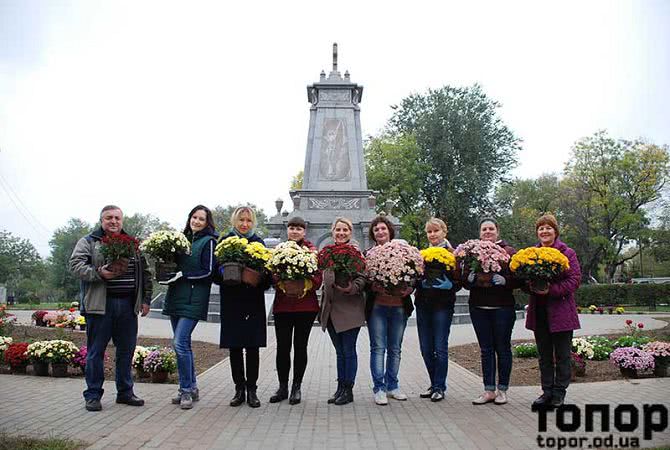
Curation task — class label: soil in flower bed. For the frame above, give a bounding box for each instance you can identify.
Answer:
[3,325,228,383]
[449,317,670,386]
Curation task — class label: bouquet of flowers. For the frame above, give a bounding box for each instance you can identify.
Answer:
[4,342,29,369]
[140,230,191,281]
[100,233,139,274]
[571,337,595,360]
[419,247,456,282]
[365,241,424,294]
[610,347,655,373]
[318,243,365,287]
[143,348,177,374]
[454,239,510,275]
[509,246,570,292]
[267,241,318,297]
[72,345,87,371]
[27,340,79,364]
[0,336,13,362]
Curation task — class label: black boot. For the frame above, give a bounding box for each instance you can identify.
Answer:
[531,392,553,411]
[334,382,354,405]
[247,387,261,408]
[289,382,302,405]
[327,381,344,404]
[230,386,245,407]
[269,383,289,403]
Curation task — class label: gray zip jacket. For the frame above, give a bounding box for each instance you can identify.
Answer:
[69,227,152,315]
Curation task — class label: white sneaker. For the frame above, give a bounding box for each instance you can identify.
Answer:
[374,390,388,405]
[494,390,508,405]
[387,389,408,401]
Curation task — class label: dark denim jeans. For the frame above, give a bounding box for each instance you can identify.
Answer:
[416,303,454,392]
[170,316,199,394]
[84,297,138,401]
[326,321,360,384]
[469,306,515,391]
[367,304,408,393]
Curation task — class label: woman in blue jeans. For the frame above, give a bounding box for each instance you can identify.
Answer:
[464,218,518,405]
[414,218,460,402]
[365,216,414,406]
[161,205,218,409]
[318,217,367,406]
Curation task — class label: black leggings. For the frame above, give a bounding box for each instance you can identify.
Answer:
[229,347,259,389]
[274,311,318,384]
[534,304,573,398]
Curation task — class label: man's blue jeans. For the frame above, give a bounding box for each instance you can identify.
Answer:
[84,297,138,401]
[416,303,454,392]
[367,304,408,393]
[170,316,199,394]
[326,321,360,384]
[469,305,516,391]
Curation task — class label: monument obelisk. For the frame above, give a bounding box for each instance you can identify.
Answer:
[268,43,398,249]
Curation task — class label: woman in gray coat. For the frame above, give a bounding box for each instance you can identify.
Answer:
[319,217,366,405]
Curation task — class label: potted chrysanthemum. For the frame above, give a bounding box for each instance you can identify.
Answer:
[509,246,570,292]
[4,342,29,374]
[610,346,655,378]
[240,241,273,287]
[365,241,424,296]
[318,243,365,288]
[100,233,139,274]
[267,241,318,297]
[214,236,249,285]
[642,341,670,377]
[143,348,177,383]
[419,247,456,283]
[140,230,191,282]
[454,240,510,287]
[133,345,156,379]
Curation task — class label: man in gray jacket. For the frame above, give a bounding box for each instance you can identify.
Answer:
[70,205,152,412]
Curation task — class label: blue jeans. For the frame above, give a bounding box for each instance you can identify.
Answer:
[84,297,138,401]
[416,303,454,392]
[326,321,360,384]
[469,306,516,391]
[170,316,199,393]
[367,304,408,393]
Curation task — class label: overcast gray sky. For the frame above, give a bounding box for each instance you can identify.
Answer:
[1,0,669,256]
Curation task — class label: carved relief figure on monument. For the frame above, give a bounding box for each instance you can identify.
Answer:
[319,118,351,181]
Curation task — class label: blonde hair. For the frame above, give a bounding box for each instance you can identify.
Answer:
[231,206,256,228]
[425,218,448,235]
[331,217,353,232]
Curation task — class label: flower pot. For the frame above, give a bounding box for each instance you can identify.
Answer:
[136,367,150,379]
[334,271,352,288]
[51,362,68,377]
[155,261,179,282]
[35,318,45,327]
[530,279,549,292]
[653,357,669,377]
[424,264,444,283]
[10,363,27,374]
[475,273,494,288]
[620,367,638,379]
[150,371,169,383]
[385,282,408,297]
[33,361,49,376]
[282,279,306,297]
[241,267,262,287]
[221,262,243,286]
[79,324,87,332]
[108,257,130,274]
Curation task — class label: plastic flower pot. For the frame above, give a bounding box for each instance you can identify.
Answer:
[653,357,669,377]
[530,279,549,292]
[155,261,178,282]
[620,367,638,378]
[150,371,169,383]
[334,271,352,289]
[221,263,243,285]
[282,279,306,297]
[10,363,27,374]
[33,361,49,376]
[51,362,69,377]
[241,267,262,287]
[108,258,130,274]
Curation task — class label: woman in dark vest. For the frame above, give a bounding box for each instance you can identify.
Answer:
[161,205,218,410]
[217,206,271,408]
[269,216,322,405]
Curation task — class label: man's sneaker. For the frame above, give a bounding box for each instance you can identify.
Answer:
[430,389,445,402]
[419,387,433,399]
[374,390,388,405]
[116,394,145,406]
[171,391,182,405]
[472,391,496,405]
[180,392,193,410]
[192,387,200,401]
[494,390,508,405]
[387,389,408,401]
[85,399,102,412]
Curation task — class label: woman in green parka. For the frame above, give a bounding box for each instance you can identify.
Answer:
[161,205,218,410]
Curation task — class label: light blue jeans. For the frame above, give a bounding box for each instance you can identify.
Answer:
[170,316,199,393]
[367,304,408,393]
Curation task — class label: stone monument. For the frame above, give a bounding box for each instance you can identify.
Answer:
[268,43,399,249]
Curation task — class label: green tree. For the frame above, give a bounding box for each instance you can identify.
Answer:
[122,213,172,240]
[48,218,92,300]
[386,84,521,243]
[0,230,46,302]
[290,170,303,191]
[212,203,269,238]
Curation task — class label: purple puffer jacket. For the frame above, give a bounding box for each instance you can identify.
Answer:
[525,239,581,333]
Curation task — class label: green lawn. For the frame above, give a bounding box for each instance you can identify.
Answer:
[6,303,72,311]
[0,433,85,450]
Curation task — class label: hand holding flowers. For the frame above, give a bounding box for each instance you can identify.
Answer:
[509,246,569,294]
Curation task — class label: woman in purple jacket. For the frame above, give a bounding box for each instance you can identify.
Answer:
[525,214,581,409]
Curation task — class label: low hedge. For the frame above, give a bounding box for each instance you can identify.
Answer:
[513,284,670,309]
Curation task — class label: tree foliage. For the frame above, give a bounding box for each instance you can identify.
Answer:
[212,203,269,238]
[290,170,303,191]
[122,213,173,240]
[48,218,92,300]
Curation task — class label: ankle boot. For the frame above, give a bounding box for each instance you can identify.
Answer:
[247,387,261,408]
[289,382,302,405]
[269,383,289,403]
[230,386,245,407]
[334,382,354,405]
[327,381,344,404]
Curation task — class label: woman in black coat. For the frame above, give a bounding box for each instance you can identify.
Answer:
[217,206,271,408]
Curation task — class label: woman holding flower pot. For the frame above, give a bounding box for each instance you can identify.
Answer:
[464,218,518,405]
[269,217,322,405]
[525,214,581,410]
[365,215,416,405]
[217,206,271,408]
[414,218,461,402]
[319,217,367,406]
[161,205,218,410]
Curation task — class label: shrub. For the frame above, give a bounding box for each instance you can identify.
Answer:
[610,347,655,370]
[586,336,614,360]
[613,335,652,349]
[575,284,670,308]
[513,342,538,358]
